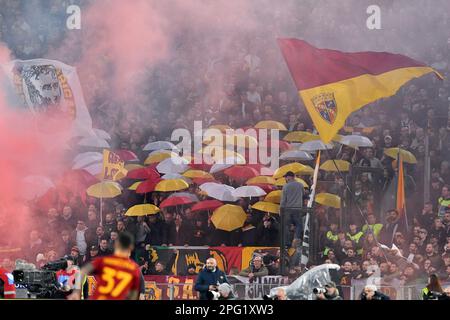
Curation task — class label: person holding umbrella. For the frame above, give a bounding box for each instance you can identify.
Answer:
[280,171,304,249]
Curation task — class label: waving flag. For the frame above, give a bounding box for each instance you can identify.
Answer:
[1,58,93,137]
[102,149,128,181]
[277,39,443,143]
[396,154,408,231]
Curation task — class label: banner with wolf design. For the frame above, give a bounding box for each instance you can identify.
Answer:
[1,58,93,137]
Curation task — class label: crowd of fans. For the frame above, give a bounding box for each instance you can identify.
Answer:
[0,0,450,292]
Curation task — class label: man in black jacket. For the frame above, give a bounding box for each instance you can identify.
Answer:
[194,258,228,300]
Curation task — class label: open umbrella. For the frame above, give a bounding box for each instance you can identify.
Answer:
[156,157,189,174]
[167,192,199,202]
[72,154,102,170]
[246,176,276,185]
[182,170,213,179]
[283,131,319,143]
[224,165,259,181]
[339,135,373,148]
[279,150,313,161]
[128,181,142,190]
[160,196,194,209]
[82,162,103,176]
[114,150,139,162]
[211,204,246,232]
[199,182,237,202]
[209,155,246,174]
[93,128,111,140]
[264,190,282,204]
[78,136,110,148]
[125,163,144,171]
[274,177,309,188]
[192,177,217,185]
[273,163,310,179]
[73,152,103,164]
[127,167,160,180]
[191,200,223,213]
[144,151,178,165]
[143,141,177,151]
[125,204,160,216]
[315,193,341,208]
[87,181,122,198]
[247,183,276,194]
[255,120,287,131]
[251,201,280,214]
[136,178,162,194]
[299,140,333,152]
[245,164,275,176]
[21,175,55,200]
[384,148,417,164]
[161,173,192,184]
[155,179,189,192]
[320,160,351,172]
[232,186,266,198]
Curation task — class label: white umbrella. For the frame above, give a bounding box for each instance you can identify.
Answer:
[299,140,333,152]
[280,150,314,161]
[143,141,178,151]
[78,136,110,148]
[73,152,103,164]
[199,182,237,202]
[156,156,189,174]
[210,156,246,174]
[21,176,55,200]
[232,186,267,198]
[93,128,111,140]
[161,173,192,183]
[82,162,103,176]
[339,135,373,148]
[72,153,103,169]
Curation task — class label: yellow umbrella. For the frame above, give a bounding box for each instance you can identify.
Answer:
[251,201,280,214]
[125,163,144,171]
[264,190,282,204]
[86,181,122,198]
[283,131,319,142]
[208,124,232,133]
[125,204,160,216]
[275,177,309,188]
[384,148,417,164]
[144,151,178,165]
[209,149,246,164]
[183,170,213,179]
[315,193,341,208]
[211,204,246,232]
[273,163,312,179]
[255,120,287,131]
[246,176,276,185]
[128,181,142,191]
[155,179,189,192]
[320,160,351,172]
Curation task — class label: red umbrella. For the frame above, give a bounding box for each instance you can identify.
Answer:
[127,167,160,180]
[224,165,259,180]
[160,196,194,209]
[114,149,139,162]
[189,160,212,172]
[191,199,223,213]
[136,178,162,194]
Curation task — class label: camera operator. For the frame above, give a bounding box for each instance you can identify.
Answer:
[314,282,342,300]
[55,256,83,299]
[206,283,236,300]
[360,284,390,300]
[194,258,228,300]
[422,274,444,300]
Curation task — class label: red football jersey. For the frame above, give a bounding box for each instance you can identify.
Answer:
[90,255,141,300]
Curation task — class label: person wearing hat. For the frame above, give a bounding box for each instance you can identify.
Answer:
[70,246,82,266]
[280,171,304,249]
[315,281,342,300]
[84,245,99,263]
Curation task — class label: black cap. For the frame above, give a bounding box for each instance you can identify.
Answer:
[284,171,295,178]
[90,245,99,251]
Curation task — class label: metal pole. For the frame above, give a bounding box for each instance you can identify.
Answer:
[279,207,286,275]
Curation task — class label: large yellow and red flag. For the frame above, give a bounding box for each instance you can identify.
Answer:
[277,39,443,143]
[396,155,407,228]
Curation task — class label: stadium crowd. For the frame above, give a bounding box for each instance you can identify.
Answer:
[0,0,450,291]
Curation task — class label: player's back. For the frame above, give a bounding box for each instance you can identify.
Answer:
[90,254,141,300]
